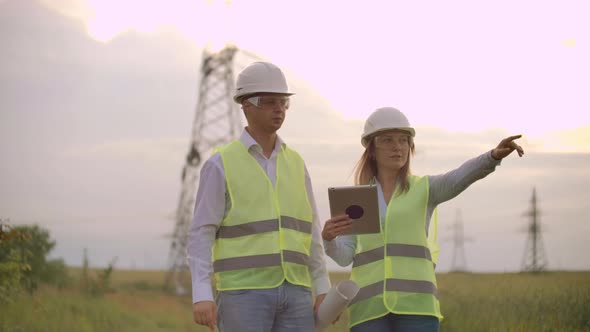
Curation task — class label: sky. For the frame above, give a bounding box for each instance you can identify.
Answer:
[1,0,589,273]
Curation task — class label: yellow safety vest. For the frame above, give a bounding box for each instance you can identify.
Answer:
[212,140,313,291]
[349,175,443,328]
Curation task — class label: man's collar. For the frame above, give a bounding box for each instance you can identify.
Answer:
[239,128,286,152]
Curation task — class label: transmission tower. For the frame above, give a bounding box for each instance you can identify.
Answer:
[521,187,548,272]
[449,209,471,272]
[165,45,242,293]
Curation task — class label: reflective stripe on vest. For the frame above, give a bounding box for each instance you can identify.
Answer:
[213,249,309,272]
[212,140,313,291]
[351,279,438,305]
[352,244,432,267]
[348,176,443,328]
[216,217,311,239]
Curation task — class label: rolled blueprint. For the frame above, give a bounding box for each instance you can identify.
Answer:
[315,280,360,331]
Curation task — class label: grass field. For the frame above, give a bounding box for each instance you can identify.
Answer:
[1,269,589,332]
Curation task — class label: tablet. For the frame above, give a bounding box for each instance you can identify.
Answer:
[328,185,381,235]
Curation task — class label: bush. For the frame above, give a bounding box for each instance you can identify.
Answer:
[0,249,30,303]
[42,258,72,289]
[80,248,117,297]
[0,220,71,296]
[0,221,30,302]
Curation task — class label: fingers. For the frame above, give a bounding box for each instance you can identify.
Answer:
[193,311,205,325]
[193,301,217,330]
[516,144,524,157]
[504,139,524,157]
[499,134,522,148]
[195,310,209,326]
[511,141,524,157]
[330,216,353,233]
[333,217,353,229]
[504,134,522,143]
[495,134,525,159]
[330,214,351,222]
[322,215,353,241]
[209,305,218,331]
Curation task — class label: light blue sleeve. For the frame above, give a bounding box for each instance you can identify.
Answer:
[323,235,357,267]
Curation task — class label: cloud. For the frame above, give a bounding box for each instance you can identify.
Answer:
[544,125,590,153]
[62,138,187,163]
[28,0,590,135]
[2,0,589,272]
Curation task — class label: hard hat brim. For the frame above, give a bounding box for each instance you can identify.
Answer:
[361,127,416,147]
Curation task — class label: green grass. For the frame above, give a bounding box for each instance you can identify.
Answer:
[1,269,589,332]
[437,271,590,332]
[0,286,195,332]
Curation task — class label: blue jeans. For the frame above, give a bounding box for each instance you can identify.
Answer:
[351,313,439,332]
[216,282,314,332]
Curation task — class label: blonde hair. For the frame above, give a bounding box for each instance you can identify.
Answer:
[353,135,415,195]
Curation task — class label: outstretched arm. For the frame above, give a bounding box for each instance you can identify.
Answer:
[429,135,525,206]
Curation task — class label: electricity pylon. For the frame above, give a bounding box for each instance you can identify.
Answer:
[450,209,472,272]
[521,187,548,272]
[165,45,242,293]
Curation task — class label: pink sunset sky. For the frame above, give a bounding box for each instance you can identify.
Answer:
[1,0,588,272]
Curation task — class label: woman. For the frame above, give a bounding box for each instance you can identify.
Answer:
[322,107,524,332]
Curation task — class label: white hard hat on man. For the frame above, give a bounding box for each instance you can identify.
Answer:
[361,107,415,147]
[233,62,294,103]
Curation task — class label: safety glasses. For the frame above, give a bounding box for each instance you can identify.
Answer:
[374,134,410,149]
[246,96,290,110]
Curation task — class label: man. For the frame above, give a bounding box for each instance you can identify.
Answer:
[187,61,331,331]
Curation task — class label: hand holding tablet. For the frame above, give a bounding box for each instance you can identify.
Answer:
[325,185,381,237]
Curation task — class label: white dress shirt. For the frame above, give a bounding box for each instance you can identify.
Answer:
[187,129,331,303]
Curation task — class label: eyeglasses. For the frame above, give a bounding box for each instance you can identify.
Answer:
[374,134,410,149]
[247,96,290,110]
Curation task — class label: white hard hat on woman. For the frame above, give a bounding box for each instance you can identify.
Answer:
[361,107,415,147]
